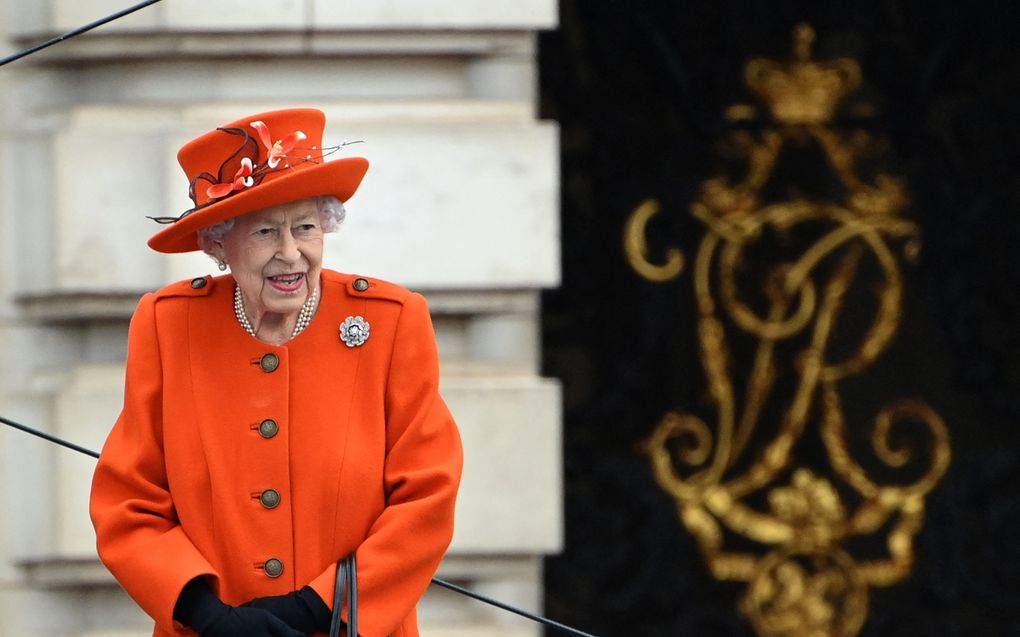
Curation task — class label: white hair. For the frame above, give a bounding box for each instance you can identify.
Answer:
[197,195,346,258]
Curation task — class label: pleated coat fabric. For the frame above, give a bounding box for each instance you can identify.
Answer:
[90,269,463,637]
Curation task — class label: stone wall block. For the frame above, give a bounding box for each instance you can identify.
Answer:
[312,0,557,29]
[163,0,308,30]
[0,588,78,637]
[2,1,48,38]
[52,0,159,31]
[324,120,559,289]
[443,377,562,553]
[54,364,123,557]
[8,131,57,297]
[53,111,166,292]
[0,324,85,565]
[466,313,539,370]
[466,54,537,101]
[2,394,59,565]
[50,0,309,33]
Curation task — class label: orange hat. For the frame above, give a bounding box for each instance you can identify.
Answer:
[148,108,369,253]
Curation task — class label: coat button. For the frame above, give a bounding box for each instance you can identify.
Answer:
[353,277,369,291]
[264,558,284,578]
[260,353,279,372]
[260,489,281,509]
[190,277,207,289]
[259,419,279,438]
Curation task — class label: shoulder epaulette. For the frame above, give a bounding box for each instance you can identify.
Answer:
[153,275,216,299]
[338,273,412,304]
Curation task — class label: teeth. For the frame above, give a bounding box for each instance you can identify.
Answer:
[271,274,303,283]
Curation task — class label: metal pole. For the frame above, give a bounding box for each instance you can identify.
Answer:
[0,414,100,458]
[431,576,598,637]
[0,0,164,68]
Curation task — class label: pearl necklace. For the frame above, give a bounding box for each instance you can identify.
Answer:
[234,283,320,340]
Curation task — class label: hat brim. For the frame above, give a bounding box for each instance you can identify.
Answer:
[148,156,369,254]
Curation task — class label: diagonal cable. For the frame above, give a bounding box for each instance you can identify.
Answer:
[0,0,164,68]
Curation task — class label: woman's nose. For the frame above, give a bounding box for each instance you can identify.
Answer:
[276,231,300,262]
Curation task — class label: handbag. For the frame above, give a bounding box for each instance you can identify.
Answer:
[328,554,358,637]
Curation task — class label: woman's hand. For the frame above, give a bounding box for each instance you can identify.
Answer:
[242,586,332,634]
[200,605,308,637]
[173,577,305,637]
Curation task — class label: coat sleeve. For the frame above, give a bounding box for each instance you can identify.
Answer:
[308,292,464,637]
[90,293,219,635]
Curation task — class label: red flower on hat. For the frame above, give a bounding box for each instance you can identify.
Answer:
[250,120,307,169]
[206,157,254,200]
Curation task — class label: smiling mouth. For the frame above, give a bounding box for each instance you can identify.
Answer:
[267,273,305,292]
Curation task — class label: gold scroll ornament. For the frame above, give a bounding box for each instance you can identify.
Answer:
[626,24,950,637]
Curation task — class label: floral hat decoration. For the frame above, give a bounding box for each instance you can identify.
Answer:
[147,108,368,253]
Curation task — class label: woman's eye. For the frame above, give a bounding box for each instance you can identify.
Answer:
[254,227,275,236]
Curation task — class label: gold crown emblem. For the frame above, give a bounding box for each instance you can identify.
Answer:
[742,24,861,125]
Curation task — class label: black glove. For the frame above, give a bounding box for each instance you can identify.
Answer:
[242,586,332,635]
[173,577,305,637]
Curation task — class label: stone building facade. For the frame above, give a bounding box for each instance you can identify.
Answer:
[0,2,561,635]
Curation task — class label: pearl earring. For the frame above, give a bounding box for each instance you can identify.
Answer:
[218,260,227,271]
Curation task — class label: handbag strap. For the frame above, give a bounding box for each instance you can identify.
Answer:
[329,554,357,637]
[347,554,358,636]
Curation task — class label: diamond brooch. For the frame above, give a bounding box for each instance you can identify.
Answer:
[340,316,370,347]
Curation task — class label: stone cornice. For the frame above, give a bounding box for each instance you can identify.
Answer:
[7,30,538,64]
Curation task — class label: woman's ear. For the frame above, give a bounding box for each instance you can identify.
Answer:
[208,240,226,265]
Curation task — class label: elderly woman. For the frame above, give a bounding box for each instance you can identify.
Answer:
[89,108,463,637]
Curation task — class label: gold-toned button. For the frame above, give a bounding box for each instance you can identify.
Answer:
[259,353,279,372]
[264,558,283,578]
[260,489,281,509]
[353,278,369,292]
[259,419,279,439]
[190,277,207,289]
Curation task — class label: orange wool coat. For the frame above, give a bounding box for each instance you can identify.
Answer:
[89,269,463,637]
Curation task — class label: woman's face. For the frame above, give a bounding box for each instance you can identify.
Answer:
[216,198,324,319]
